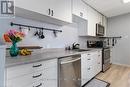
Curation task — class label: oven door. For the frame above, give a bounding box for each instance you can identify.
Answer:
[103,48,110,64]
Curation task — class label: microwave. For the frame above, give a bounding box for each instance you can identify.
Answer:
[96,24,105,36]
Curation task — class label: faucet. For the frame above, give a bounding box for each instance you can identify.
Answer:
[72,42,80,49]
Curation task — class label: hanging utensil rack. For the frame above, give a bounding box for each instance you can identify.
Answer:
[10,22,62,32]
[98,36,122,39]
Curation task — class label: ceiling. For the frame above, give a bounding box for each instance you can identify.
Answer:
[83,0,130,17]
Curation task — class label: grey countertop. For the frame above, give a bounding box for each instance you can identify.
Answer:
[6,48,102,68]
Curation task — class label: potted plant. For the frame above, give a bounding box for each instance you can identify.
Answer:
[3,29,25,57]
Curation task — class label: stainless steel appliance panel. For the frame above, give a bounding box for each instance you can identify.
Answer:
[96,24,105,36]
[102,48,111,72]
[103,48,110,62]
[59,55,81,87]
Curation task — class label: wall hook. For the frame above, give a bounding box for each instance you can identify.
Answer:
[28,27,31,31]
[19,26,22,32]
[53,30,57,37]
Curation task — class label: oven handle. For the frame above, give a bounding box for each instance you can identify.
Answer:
[60,58,81,64]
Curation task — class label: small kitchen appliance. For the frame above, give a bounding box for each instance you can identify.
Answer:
[96,23,105,36]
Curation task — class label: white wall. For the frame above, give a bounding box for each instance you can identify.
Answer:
[0,46,5,87]
[107,13,130,66]
[0,17,79,48]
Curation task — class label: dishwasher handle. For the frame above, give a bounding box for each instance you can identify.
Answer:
[60,58,81,64]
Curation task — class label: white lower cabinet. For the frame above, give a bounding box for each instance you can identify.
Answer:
[6,59,58,87]
[81,50,102,86]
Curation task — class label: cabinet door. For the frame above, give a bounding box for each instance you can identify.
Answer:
[87,6,103,36]
[102,16,107,36]
[7,74,33,87]
[15,0,53,16]
[87,6,97,36]
[81,54,88,85]
[52,0,72,23]
[42,67,57,87]
[96,13,103,25]
[72,0,87,20]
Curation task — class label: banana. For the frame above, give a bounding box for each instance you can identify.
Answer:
[19,49,32,56]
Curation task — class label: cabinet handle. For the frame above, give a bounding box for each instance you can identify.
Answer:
[98,62,100,64]
[88,67,91,70]
[48,9,51,15]
[87,58,91,60]
[33,74,42,78]
[80,12,83,17]
[33,64,42,68]
[33,83,42,87]
[51,10,54,16]
[87,54,91,55]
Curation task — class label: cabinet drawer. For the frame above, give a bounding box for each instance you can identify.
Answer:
[86,66,95,81]
[29,79,57,87]
[7,71,44,87]
[7,59,57,79]
[34,59,57,70]
[7,74,33,87]
[7,63,33,80]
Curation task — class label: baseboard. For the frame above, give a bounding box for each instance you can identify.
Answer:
[112,62,130,67]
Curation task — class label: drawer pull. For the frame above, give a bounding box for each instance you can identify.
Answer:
[87,59,91,60]
[80,12,83,17]
[87,54,91,55]
[88,68,91,70]
[51,10,54,16]
[33,64,42,68]
[33,74,42,78]
[33,83,42,87]
[48,8,51,15]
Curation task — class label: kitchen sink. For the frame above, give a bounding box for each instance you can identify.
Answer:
[73,49,90,52]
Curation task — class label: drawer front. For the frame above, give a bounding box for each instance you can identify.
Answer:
[86,66,95,81]
[7,63,33,80]
[7,74,33,87]
[7,70,44,87]
[7,59,58,79]
[33,59,57,72]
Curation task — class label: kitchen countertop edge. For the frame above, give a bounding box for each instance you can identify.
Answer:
[6,48,102,68]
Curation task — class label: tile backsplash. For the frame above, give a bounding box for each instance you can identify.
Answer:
[0,17,80,48]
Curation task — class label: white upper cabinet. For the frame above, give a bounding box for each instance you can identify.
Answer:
[52,0,72,23]
[78,5,103,36]
[76,4,103,36]
[102,16,107,36]
[87,6,98,36]
[15,0,53,16]
[15,0,72,25]
[72,0,88,20]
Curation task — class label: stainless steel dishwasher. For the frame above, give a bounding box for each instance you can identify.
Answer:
[58,54,81,87]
